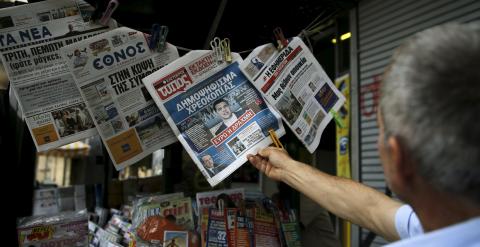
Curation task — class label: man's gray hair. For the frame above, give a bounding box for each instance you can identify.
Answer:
[380,22,480,204]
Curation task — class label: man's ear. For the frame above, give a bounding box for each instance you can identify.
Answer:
[387,136,415,187]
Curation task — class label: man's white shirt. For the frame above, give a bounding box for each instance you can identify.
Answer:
[223,114,238,127]
[388,204,480,246]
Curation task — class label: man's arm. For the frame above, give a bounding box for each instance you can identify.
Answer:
[248,147,402,241]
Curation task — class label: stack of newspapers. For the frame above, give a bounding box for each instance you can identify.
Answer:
[18,189,302,247]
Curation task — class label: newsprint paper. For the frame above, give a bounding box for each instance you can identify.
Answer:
[240,37,345,153]
[60,27,179,170]
[0,0,116,151]
[143,51,285,186]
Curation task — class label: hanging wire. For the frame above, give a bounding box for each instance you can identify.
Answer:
[307,10,339,33]
[175,45,193,52]
[237,48,255,55]
[303,10,327,31]
[301,30,314,53]
[168,9,339,55]
[308,19,335,35]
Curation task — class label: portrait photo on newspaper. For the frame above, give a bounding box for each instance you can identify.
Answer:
[143,51,285,186]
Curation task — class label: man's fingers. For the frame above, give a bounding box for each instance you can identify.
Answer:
[248,154,263,168]
[258,146,283,158]
[248,154,271,175]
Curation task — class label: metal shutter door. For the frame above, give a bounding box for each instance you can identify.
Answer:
[357,0,480,245]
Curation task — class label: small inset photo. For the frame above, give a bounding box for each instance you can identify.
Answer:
[163,231,188,247]
[315,84,339,112]
[227,137,246,156]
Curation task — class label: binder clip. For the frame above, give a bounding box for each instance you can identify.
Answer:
[149,24,169,52]
[273,27,288,50]
[268,129,284,149]
[329,109,345,128]
[210,37,223,64]
[98,0,119,26]
[220,38,232,63]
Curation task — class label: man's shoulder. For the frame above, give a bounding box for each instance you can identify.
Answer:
[214,123,227,135]
[387,217,480,247]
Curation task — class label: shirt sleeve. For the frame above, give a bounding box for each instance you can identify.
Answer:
[394,204,424,239]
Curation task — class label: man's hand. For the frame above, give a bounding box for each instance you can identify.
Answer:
[247,147,296,181]
[248,146,402,241]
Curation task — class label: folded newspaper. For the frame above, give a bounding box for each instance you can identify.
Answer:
[0,0,116,151]
[143,51,285,186]
[60,27,179,170]
[17,210,88,247]
[240,37,345,153]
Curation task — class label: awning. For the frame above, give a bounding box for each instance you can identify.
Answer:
[38,141,90,158]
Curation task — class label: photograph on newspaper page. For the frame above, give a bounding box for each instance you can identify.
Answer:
[240,37,345,153]
[143,51,285,186]
[60,27,179,170]
[0,0,116,151]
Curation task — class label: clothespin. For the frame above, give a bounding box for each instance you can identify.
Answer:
[220,38,232,63]
[273,27,288,50]
[329,109,345,128]
[210,37,223,64]
[99,0,119,26]
[157,26,169,51]
[149,24,169,51]
[90,0,107,22]
[268,129,284,149]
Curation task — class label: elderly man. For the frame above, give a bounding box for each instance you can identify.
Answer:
[248,22,480,246]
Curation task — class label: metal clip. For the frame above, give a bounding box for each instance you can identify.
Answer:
[273,27,288,50]
[220,38,232,63]
[99,0,119,26]
[149,24,168,51]
[210,37,223,64]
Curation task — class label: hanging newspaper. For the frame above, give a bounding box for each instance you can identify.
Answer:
[143,51,285,186]
[60,27,179,169]
[240,37,345,153]
[0,0,116,151]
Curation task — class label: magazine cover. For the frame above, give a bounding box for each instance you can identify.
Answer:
[206,208,228,247]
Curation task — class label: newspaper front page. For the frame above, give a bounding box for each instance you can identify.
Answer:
[60,27,179,170]
[0,0,116,151]
[240,37,345,153]
[143,51,285,186]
